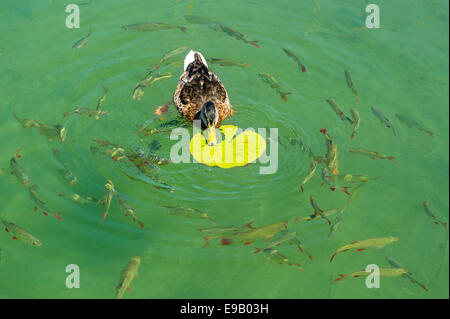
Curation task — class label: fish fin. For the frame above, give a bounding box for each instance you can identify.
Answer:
[127,286,130,292]
[100,214,106,223]
[34,206,38,211]
[5,228,9,232]
[300,185,304,192]
[221,238,232,246]
[243,241,254,246]
[281,92,292,102]
[330,187,336,192]
[42,212,48,216]
[356,248,365,252]
[12,236,17,240]
[301,66,306,73]
[254,248,262,254]
[246,221,255,229]
[334,274,346,282]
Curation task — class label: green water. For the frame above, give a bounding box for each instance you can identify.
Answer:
[0,0,448,299]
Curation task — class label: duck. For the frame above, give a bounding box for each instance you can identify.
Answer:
[173,50,233,145]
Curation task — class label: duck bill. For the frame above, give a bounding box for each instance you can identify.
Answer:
[206,124,217,146]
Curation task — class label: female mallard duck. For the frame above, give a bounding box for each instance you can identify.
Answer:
[173,50,233,145]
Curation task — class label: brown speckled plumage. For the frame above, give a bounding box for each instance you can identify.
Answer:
[173,53,232,127]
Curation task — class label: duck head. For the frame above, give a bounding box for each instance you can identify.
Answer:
[195,101,218,145]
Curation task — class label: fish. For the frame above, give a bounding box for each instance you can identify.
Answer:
[13,112,66,141]
[334,267,407,282]
[29,185,64,220]
[198,222,254,235]
[59,192,101,204]
[132,72,173,101]
[63,107,110,120]
[52,148,77,185]
[321,166,351,195]
[160,206,216,224]
[284,129,315,157]
[423,202,447,230]
[330,236,398,262]
[332,174,378,184]
[350,108,360,139]
[320,128,339,175]
[299,208,340,223]
[282,48,307,73]
[12,112,43,128]
[328,213,343,237]
[72,29,92,49]
[202,220,288,248]
[219,25,259,48]
[348,148,396,163]
[155,101,172,115]
[39,124,67,142]
[395,114,434,137]
[153,46,188,69]
[300,160,317,192]
[133,148,171,166]
[100,180,116,222]
[117,195,144,229]
[371,106,396,136]
[10,149,30,186]
[341,183,365,212]
[326,98,352,123]
[1,218,42,246]
[260,247,303,271]
[258,73,291,102]
[344,69,359,102]
[255,230,313,261]
[207,57,250,68]
[385,256,428,291]
[309,195,332,226]
[121,22,186,33]
[116,256,141,299]
[96,86,107,111]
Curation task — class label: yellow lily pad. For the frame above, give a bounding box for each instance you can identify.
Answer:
[190,125,267,168]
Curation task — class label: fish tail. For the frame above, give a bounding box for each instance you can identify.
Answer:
[334,274,347,282]
[14,148,22,159]
[300,184,304,193]
[246,221,255,229]
[419,283,429,292]
[55,212,64,221]
[350,132,355,139]
[280,92,292,102]
[253,248,262,254]
[100,213,106,223]
[330,252,338,262]
[202,236,210,248]
[249,40,259,48]
[342,187,352,196]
